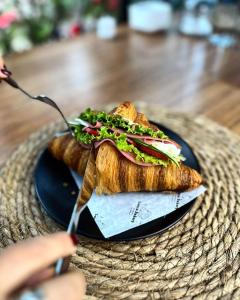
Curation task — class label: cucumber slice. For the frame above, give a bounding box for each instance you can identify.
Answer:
[133,138,181,166]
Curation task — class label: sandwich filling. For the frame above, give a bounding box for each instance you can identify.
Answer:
[69,108,185,167]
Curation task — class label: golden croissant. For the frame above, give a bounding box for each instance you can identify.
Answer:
[48,102,202,195]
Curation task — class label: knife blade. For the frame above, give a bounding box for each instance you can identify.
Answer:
[55,146,96,275]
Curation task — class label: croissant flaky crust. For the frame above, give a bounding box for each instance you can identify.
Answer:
[48,102,202,195]
[95,143,202,194]
[49,134,90,177]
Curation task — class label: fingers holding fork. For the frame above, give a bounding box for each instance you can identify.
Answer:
[0,57,12,79]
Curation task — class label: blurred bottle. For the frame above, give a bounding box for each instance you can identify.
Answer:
[179,0,213,36]
[96,15,117,39]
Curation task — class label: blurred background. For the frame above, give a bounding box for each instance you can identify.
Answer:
[1,0,240,54]
[0,0,240,165]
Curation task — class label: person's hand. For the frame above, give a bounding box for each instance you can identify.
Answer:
[0,57,11,79]
[0,57,7,79]
[0,232,86,300]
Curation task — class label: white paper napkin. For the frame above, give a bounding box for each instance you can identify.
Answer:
[70,169,206,238]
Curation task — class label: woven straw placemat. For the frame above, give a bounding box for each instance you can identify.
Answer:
[0,102,240,300]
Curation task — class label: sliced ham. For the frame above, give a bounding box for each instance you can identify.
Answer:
[81,123,180,148]
[109,128,180,147]
[94,139,157,166]
[119,151,156,166]
[94,138,116,149]
[73,121,181,164]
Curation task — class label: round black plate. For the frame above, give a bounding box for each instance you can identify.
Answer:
[34,122,201,241]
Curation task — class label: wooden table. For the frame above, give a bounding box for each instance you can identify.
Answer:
[1,27,239,165]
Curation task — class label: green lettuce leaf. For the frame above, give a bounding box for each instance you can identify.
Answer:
[71,125,169,166]
[69,108,184,167]
[79,108,168,139]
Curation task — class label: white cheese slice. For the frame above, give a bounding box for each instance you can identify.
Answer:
[151,141,181,157]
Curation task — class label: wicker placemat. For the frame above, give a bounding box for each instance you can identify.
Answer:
[0,102,240,300]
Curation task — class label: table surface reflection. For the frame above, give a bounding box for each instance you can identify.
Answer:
[0,26,239,165]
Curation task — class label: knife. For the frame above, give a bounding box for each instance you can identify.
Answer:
[55,146,96,275]
[2,68,96,273]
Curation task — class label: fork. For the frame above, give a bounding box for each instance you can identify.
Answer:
[4,76,74,135]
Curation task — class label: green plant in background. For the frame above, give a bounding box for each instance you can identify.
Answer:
[0,0,121,54]
[82,0,120,18]
[25,18,54,44]
[53,0,79,20]
[0,0,81,54]
[83,0,105,18]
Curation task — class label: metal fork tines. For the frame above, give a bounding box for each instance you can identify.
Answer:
[4,77,73,135]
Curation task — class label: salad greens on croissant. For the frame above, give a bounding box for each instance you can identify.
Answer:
[68,108,185,167]
[48,102,202,195]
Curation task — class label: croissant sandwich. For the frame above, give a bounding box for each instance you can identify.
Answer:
[48,102,202,195]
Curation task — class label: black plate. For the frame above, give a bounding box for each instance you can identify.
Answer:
[34,122,201,241]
